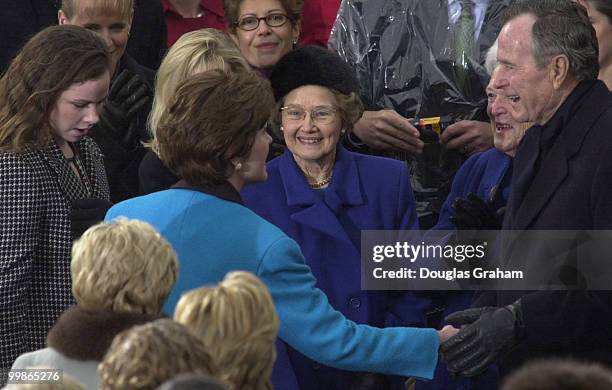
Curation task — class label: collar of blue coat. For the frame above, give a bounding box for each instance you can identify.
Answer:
[278,144,365,208]
[172,178,243,205]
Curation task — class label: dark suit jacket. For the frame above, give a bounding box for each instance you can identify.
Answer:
[89,54,154,202]
[127,0,167,70]
[0,0,58,73]
[481,80,612,372]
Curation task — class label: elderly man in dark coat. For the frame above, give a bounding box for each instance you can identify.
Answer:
[441,0,612,378]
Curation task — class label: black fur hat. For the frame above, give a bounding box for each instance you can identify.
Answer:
[270,45,360,101]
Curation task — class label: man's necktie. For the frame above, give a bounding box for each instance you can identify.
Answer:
[454,0,475,92]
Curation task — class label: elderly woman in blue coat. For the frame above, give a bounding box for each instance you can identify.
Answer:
[418,69,534,390]
[105,69,457,390]
[241,45,429,390]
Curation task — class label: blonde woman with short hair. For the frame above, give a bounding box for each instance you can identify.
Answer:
[99,319,217,390]
[12,219,178,389]
[175,272,279,390]
[139,28,251,194]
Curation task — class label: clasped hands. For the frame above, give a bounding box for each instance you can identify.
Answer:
[438,301,524,377]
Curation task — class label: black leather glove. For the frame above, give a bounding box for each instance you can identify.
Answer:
[441,301,524,377]
[70,198,113,240]
[451,192,504,230]
[97,69,151,150]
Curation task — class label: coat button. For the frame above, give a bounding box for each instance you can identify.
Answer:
[349,297,361,308]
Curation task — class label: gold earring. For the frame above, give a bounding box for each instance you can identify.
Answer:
[235,162,242,171]
[280,126,284,132]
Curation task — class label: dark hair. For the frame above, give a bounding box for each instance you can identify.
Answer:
[223,0,303,33]
[0,25,110,153]
[501,359,612,390]
[156,70,274,186]
[503,0,599,81]
[588,0,612,24]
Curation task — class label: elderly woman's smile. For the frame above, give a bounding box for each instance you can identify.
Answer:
[282,85,343,167]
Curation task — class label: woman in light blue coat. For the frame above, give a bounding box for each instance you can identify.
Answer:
[106,69,455,389]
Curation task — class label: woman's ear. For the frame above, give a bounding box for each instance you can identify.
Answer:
[292,20,301,44]
[58,9,69,24]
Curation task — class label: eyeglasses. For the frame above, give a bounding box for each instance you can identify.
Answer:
[235,13,291,31]
[280,105,338,125]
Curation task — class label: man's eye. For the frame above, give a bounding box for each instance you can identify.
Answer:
[508,95,520,103]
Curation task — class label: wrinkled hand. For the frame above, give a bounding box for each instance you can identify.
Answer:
[352,109,424,154]
[440,120,493,155]
[70,198,113,240]
[441,303,523,377]
[451,193,504,230]
[438,325,460,343]
[98,69,151,150]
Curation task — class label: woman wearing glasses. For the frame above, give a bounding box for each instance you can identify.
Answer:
[241,46,428,390]
[223,0,300,76]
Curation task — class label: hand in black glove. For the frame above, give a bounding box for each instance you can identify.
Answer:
[97,69,151,150]
[450,192,504,230]
[70,198,113,240]
[440,301,524,377]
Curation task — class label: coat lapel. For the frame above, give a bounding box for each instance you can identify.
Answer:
[513,83,612,229]
[280,146,364,246]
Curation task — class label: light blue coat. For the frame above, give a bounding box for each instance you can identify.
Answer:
[105,188,439,385]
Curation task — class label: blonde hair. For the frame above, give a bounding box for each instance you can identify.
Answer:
[60,0,133,20]
[147,29,250,153]
[175,272,279,390]
[71,218,178,315]
[99,319,216,390]
[4,372,84,390]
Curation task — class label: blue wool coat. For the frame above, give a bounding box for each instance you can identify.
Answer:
[104,186,439,389]
[434,147,512,231]
[242,145,430,389]
[418,147,512,390]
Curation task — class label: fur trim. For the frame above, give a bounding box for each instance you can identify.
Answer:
[270,45,360,100]
[47,306,161,361]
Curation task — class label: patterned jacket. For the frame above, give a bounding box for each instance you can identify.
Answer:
[0,137,109,371]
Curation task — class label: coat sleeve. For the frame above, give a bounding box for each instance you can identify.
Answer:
[257,236,440,380]
[432,154,480,230]
[0,155,42,368]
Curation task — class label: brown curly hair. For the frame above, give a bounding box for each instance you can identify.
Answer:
[0,25,110,153]
[156,69,275,186]
[223,0,304,33]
